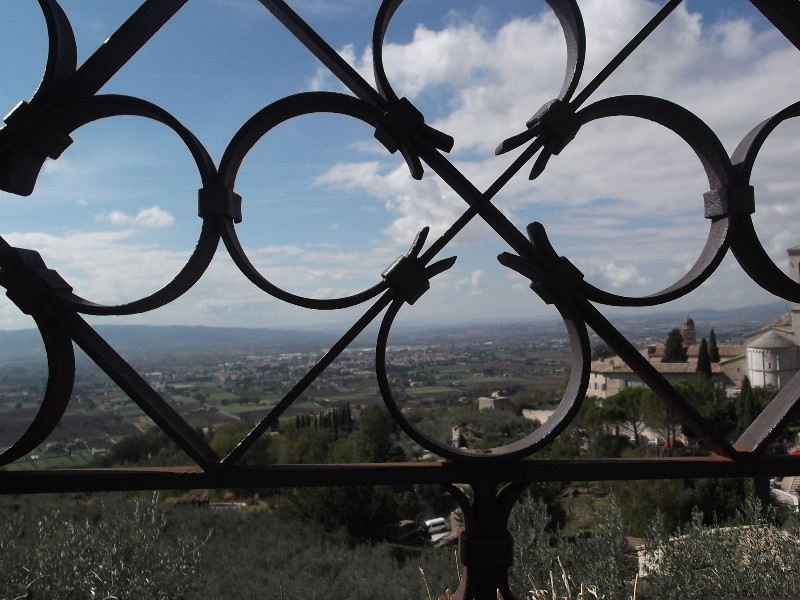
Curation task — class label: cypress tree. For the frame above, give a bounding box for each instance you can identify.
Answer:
[663,328,687,362]
[696,338,712,378]
[344,403,353,433]
[738,376,757,434]
[709,329,720,362]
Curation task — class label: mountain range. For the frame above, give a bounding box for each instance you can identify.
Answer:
[0,301,788,360]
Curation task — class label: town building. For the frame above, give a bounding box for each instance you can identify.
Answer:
[743,245,800,388]
[588,340,745,399]
[477,391,517,413]
[589,247,800,398]
[743,313,800,388]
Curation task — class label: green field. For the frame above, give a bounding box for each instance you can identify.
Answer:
[4,449,94,471]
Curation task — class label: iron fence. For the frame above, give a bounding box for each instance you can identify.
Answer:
[1,1,800,597]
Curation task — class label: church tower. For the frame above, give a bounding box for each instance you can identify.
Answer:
[682,316,696,347]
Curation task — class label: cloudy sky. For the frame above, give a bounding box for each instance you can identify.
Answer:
[0,0,798,332]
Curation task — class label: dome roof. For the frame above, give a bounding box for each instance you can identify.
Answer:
[748,330,796,350]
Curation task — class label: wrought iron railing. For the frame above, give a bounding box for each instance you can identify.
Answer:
[1,1,800,597]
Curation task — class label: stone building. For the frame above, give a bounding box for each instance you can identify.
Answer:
[743,245,800,388]
[744,313,800,388]
[588,339,745,399]
[477,391,518,413]
[589,247,800,398]
[682,316,696,347]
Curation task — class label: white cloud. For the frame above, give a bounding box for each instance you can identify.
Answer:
[451,269,485,297]
[467,269,484,295]
[315,161,468,246]
[104,207,175,228]
[307,0,799,313]
[0,226,398,329]
[2,230,186,306]
[599,262,649,289]
[3,1,795,329]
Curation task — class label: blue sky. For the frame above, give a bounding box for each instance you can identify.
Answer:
[0,0,798,331]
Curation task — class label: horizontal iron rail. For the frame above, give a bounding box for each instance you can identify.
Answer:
[3,456,799,494]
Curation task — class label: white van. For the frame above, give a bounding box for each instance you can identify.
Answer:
[423,517,447,535]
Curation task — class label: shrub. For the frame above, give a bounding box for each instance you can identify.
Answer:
[557,497,632,599]
[0,494,207,599]
[640,500,800,599]
[508,492,556,593]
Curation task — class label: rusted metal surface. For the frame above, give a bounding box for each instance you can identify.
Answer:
[5,454,800,495]
[1,1,799,597]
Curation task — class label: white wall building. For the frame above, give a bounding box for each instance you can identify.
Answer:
[745,326,800,388]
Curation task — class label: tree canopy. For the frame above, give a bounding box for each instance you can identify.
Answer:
[696,338,712,378]
[708,329,720,362]
[737,376,758,434]
[662,328,687,362]
[596,387,653,445]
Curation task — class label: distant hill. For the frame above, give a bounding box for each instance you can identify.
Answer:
[376,301,789,346]
[0,325,340,361]
[602,301,789,344]
[0,301,788,360]
[93,325,338,355]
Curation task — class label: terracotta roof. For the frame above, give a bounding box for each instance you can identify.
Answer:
[639,343,743,360]
[591,357,724,375]
[686,344,743,358]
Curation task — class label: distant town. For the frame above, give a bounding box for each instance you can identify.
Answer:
[0,299,796,472]
[0,323,573,465]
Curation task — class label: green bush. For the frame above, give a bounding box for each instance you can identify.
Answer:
[557,497,632,599]
[3,490,799,600]
[176,506,457,600]
[510,493,634,600]
[508,492,556,593]
[640,500,800,599]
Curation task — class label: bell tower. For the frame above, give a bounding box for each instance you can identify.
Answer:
[682,316,696,347]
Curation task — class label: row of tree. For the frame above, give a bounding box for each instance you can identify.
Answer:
[294,403,355,438]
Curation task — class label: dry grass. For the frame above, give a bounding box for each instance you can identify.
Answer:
[420,554,635,600]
